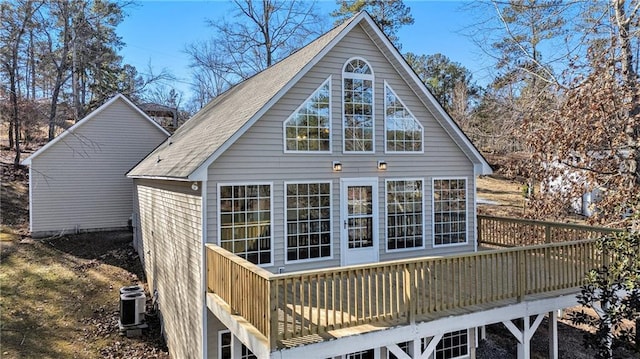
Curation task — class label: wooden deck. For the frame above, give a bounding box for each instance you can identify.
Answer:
[206,215,620,351]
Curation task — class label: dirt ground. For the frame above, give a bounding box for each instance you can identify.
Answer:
[1,148,637,358]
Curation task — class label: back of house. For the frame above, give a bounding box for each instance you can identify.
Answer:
[127,11,496,359]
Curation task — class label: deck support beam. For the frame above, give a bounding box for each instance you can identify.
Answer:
[549,311,558,359]
[502,314,544,359]
[386,343,411,359]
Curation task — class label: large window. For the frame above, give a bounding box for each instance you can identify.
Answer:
[285,182,332,262]
[434,330,469,359]
[385,83,423,152]
[433,179,467,246]
[386,179,424,250]
[219,331,256,359]
[219,184,272,265]
[343,58,374,152]
[284,78,331,152]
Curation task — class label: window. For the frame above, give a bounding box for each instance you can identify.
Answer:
[284,78,331,152]
[285,182,332,262]
[343,58,374,152]
[219,331,257,359]
[385,83,423,152]
[386,180,423,250]
[433,179,467,246]
[344,349,375,359]
[434,330,469,359]
[219,184,272,265]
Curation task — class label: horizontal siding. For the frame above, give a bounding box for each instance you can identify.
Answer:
[135,179,203,359]
[206,24,475,273]
[30,98,167,235]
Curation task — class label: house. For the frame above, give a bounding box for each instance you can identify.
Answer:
[126,12,589,359]
[138,102,181,132]
[22,94,169,237]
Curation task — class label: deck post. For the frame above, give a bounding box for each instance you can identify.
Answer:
[468,327,477,359]
[404,263,416,324]
[477,216,483,246]
[545,223,552,243]
[268,279,278,351]
[549,311,558,359]
[517,251,525,301]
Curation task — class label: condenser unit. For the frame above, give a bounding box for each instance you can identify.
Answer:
[120,285,144,295]
[119,287,146,327]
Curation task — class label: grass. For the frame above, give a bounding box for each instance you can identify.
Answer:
[476,175,527,217]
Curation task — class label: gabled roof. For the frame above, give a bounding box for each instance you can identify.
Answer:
[22,94,170,166]
[128,12,491,180]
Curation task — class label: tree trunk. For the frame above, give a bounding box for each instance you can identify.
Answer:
[10,62,21,168]
[48,83,62,141]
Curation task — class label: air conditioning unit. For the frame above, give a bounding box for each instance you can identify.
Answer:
[120,285,144,295]
[119,287,146,327]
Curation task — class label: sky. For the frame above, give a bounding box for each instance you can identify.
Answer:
[117,1,494,101]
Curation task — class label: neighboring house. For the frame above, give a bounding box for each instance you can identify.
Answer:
[138,102,181,132]
[22,94,169,237]
[126,12,584,359]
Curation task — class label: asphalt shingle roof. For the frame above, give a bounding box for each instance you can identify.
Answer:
[127,15,358,180]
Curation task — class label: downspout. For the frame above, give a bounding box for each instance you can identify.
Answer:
[473,175,478,252]
[200,180,208,359]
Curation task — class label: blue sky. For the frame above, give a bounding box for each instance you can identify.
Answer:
[117,1,493,100]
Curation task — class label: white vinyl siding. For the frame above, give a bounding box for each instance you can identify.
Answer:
[28,97,167,236]
[284,77,332,152]
[384,82,423,153]
[386,179,424,251]
[134,179,202,359]
[433,178,468,247]
[206,24,476,273]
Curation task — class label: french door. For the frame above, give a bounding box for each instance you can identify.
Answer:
[340,178,378,266]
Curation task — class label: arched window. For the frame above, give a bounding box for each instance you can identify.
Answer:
[384,83,423,152]
[284,77,331,152]
[343,58,374,152]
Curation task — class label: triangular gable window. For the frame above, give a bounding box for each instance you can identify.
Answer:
[284,77,331,152]
[385,83,423,152]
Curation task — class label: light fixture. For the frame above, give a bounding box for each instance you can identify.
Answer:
[332,161,342,172]
[377,160,388,171]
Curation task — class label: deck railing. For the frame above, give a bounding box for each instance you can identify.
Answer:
[477,215,620,247]
[207,230,611,350]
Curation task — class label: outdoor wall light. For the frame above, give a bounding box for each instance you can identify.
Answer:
[377,160,388,170]
[332,161,343,172]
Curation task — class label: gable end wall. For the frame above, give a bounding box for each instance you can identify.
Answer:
[205,24,476,273]
[29,98,167,236]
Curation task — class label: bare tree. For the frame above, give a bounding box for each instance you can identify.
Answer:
[186,0,324,107]
[0,0,43,167]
